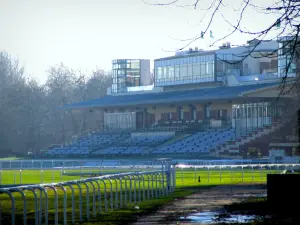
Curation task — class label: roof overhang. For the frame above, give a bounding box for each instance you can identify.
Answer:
[61,82,283,110]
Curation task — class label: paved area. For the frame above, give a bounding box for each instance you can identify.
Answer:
[130,184,266,225]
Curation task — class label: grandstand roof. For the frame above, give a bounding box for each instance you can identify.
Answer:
[62,82,280,110]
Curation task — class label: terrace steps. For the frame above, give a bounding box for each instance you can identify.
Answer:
[146,133,192,154]
[215,121,286,155]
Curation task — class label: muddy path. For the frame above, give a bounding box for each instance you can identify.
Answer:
[130,184,266,225]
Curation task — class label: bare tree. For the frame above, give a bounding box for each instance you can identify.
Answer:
[0,52,111,156]
[143,0,300,94]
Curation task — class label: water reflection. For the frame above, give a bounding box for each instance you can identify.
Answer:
[180,210,256,224]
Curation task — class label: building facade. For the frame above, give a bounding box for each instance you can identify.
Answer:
[111,59,151,93]
[65,38,297,137]
[154,40,279,88]
[278,36,298,78]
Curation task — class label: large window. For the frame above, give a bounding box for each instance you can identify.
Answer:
[154,54,215,86]
[112,59,141,93]
[278,40,297,78]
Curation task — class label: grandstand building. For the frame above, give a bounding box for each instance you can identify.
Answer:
[51,38,299,159]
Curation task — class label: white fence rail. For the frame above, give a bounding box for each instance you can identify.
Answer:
[0,160,176,225]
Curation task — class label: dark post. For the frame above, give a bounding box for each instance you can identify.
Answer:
[256,102,259,129]
[245,102,248,135]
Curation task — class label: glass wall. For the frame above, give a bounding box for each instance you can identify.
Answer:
[154,54,215,87]
[232,102,274,137]
[278,41,297,78]
[216,54,243,78]
[104,112,136,129]
[112,59,141,93]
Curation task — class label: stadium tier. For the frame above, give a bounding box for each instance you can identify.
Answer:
[152,128,235,154]
[44,38,299,159]
[45,132,127,155]
[121,133,175,146]
[92,146,148,155]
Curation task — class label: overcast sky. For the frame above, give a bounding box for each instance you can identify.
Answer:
[0,0,278,84]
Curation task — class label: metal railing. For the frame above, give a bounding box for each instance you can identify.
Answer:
[0,160,176,225]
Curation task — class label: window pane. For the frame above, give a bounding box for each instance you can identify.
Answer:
[180,65,187,78]
[193,63,200,76]
[169,67,174,79]
[207,62,213,74]
[175,66,180,78]
[200,63,206,75]
[187,65,193,76]
[131,62,140,69]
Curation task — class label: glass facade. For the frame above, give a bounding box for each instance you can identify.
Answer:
[154,54,215,87]
[278,41,297,78]
[104,112,136,129]
[112,59,141,93]
[216,54,243,78]
[231,102,281,137]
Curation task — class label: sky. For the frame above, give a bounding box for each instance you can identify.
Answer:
[0,0,278,84]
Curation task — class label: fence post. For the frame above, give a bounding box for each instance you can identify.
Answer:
[133,175,137,205]
[242,166,244,182]
[105,179,113,211]
[55,185,67,225]
[44,185,58,225]
[11,189,26,225]
[72,183,83,221]
[112,178,118,209]
[94,180,102,214]
[129,176,133,205]
[141,175,146,201]
[208,167,210,182]
[137,175,141,203]
[1,191,15,225]
[147,174,151,200]
[64,183,75,223]
[41,170,44,184]
[87,181,96,217]
[80,182,90,219]
[99,179,108,212]
[20,170,22,185]
[24,188,38,225]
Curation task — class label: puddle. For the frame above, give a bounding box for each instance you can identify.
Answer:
[232,193,267,198]
[180,211,256,224]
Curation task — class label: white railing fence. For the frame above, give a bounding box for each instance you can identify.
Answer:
[0,160,176,225]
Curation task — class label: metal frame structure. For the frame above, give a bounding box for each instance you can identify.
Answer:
[0,160,175,225]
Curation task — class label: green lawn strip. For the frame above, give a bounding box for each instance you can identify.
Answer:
[0,157,21,161]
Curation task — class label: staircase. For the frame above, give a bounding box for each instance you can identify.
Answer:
[214,120,286,156]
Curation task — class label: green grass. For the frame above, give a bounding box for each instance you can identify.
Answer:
[0,168,277,225]
[0,157,21,161]
[0,167,275,185]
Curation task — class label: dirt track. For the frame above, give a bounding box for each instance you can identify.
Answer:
[130,184,266,225]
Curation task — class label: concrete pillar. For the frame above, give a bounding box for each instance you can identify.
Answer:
[143,108,148,128]
[204,103,211,128]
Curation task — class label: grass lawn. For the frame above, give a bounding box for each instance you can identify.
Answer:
[0,168,277,225]
[0,157,22,161]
